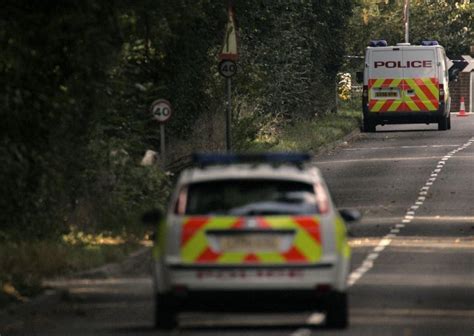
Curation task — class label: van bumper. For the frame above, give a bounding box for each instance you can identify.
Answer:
[363,102,447,125]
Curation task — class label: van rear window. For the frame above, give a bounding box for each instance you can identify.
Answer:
[178,179,320,216]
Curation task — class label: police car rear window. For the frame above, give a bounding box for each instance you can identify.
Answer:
[179,179,320,216]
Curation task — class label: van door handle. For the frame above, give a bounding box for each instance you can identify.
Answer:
[406,89,415,95]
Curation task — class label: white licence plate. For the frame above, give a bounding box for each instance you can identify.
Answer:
[218,234,280,252]
[195,269,304,279]
[375,91,398,98]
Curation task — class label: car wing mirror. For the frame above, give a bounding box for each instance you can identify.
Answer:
[355,71,364,83]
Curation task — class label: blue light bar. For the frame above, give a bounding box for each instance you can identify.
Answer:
[420,40,439,46]
[193,153,311,166]
[369,40,388,47]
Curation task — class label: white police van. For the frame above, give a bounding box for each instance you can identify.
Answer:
[361,40,451,132]
[143,153,360,329]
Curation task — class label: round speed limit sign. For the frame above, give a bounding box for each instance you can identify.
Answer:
[218,60,237,78]
[150,99,172,123]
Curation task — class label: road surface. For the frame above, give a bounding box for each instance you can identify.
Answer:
[2,114,473,336]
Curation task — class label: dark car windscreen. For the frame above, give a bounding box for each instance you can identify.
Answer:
[183,179,319,216]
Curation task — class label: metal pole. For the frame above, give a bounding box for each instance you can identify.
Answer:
[226,77,232,152]
[160,123,166,167]
[404,0,410,43]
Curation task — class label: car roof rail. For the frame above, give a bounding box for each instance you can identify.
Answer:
[192,152,311,168]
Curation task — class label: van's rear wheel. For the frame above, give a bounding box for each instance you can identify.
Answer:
[363,119,376,133]
[155,293,178,330]
[438,115,449,131]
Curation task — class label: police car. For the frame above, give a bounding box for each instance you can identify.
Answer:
[143,153,359,329]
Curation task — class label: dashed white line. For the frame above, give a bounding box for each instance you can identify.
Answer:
[347,136,474,288]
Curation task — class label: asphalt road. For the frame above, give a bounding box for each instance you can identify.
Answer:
[2,114,473,336]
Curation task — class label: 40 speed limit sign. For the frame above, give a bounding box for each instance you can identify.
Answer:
[151,99,172,123]
[218,60,237,78]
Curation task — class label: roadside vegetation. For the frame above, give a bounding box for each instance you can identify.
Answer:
[0,0,471,304]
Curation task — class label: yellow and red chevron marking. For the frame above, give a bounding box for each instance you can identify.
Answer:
[368,78,439,112]
[180,216,322,264]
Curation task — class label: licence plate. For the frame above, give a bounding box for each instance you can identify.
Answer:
[218,234,280,252]
[196,269,304,279]
[375,91,398,98]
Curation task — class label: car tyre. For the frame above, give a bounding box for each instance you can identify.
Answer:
[447,113,451,130]
[155,293,178,330]
[325,291,348,329]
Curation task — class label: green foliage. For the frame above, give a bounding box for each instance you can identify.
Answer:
[346,0,473,58]
[268,111,361,152]
[0,1,122,239]
[0,239,141,304]
[236,0,354,121]
[2,0,467,244]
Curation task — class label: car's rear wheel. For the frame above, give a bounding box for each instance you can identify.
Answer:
[325,291,348,329]
[447,113,451,130]
[155,293,178,330]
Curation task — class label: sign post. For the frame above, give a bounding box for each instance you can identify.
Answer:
[150,99,172,167]
[403,0,410,43]
[218,60,237,151]
[219,2,238,152]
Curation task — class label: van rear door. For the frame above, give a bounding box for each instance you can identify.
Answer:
[402,48,438,112]
[368,48,404,113]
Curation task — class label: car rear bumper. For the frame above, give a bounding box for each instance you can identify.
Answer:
[164,263,340,291]
[160,288,341,312]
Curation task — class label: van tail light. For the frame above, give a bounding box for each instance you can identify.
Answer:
[439,84,444,101]
[363,85,368,98]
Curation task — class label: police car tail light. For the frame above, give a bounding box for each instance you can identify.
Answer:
[315,182,329,214]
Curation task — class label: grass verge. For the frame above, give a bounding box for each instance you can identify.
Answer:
[0,231,142,307]
[253,110,361,152]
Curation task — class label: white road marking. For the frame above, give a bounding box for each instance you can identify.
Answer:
[347,136,474,288]
[343,144,460,151]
